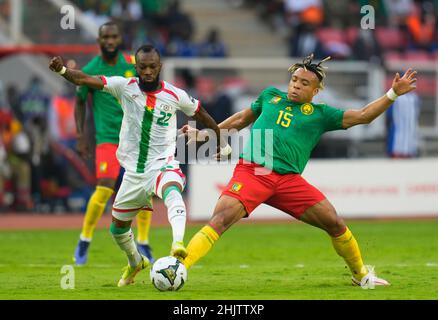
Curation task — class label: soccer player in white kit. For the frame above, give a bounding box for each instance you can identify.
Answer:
[49,45,231,287]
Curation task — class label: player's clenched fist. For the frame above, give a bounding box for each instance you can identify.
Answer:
[49,56,65,73]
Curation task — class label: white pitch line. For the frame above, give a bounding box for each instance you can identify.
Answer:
[426,263,438,267]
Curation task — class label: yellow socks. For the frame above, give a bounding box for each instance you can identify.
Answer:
[331,227,368,280]
[183,225,220,269]
[136,209,153,244]
[80,186,114,241]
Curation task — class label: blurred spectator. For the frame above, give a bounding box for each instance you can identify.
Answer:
[165,37,199,57]
[82,1,111,41]
[6,85,23,123]
[111,0,143,21]
[386,91,420,158]
[352,29,383,64]
[323,0,356,28]
[18,76,50,127]
[165,0,195,42]
[198,28,228,57]
[384,0,413,28]
[406,1,437,51]
[284,0,324,28]
[0,82,32,211]
[289,23,326,59]
[253,0,286,33]
[203,82,234,124]
[111,0,143,50]
[18,76,51,207]
[49,83,77,150]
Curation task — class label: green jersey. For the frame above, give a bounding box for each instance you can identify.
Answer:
[76,53,136,145]
[241,87,345,174]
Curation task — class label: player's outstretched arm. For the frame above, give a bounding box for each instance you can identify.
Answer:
[191,105,231,156]
[49,56,104,90]
[342,68,417,129]
[217,107,257,131]
[180,107,256,143]
[74,96,90,159]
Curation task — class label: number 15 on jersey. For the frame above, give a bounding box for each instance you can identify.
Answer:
[276,110,293,128]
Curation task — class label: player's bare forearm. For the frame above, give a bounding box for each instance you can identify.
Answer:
[63,69,104,89]
[192,106,224,147]
[343,69,417,129]
[49,56,104,90]
[218,108,257,131]
[74,97,87,137]
[343,95,393,128]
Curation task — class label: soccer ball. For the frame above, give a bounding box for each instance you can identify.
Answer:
[150,256,187,291]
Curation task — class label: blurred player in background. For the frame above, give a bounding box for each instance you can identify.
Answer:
[182,54,417,289]
[386,90,420,158]
[49,44,230,286]
[73,22,154,265]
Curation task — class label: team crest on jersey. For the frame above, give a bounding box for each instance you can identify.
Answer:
[270,96,282,104]
[160,104,172,112]
[300,103,314,115]
[99,162,108,173]
[230,182,243,193]
[285,106,292,111]
[124,70,134,78]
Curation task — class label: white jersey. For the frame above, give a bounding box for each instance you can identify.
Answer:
[101,77,199,174]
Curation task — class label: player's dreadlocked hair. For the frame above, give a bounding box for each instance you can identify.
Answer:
[288,53,331,89]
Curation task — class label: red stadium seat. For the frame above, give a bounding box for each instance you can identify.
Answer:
[316,28,346,43]
[345,27,359,45]
[375,27,406,50]
[384,51,403,62]
[404,50,432,62]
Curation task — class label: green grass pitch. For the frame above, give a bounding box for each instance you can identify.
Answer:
[0,220,437,300]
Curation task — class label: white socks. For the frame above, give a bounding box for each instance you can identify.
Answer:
[164,189,186,244]
[111,229,142,267]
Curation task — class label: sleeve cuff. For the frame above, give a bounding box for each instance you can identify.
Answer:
[99,76,107,86]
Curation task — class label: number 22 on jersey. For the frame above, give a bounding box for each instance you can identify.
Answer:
[276,110,293,128]
[157,111,172,126]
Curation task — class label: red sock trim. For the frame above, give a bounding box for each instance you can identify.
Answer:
[333,226,348,238]
[208,223,222,236]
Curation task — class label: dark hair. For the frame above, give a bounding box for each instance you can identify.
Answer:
[135,44,161,59]
[288,54,331,89]
[98,21,121,36]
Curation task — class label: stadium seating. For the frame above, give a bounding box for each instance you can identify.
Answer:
[316,28,346,44]
[404,50,432,62]
[375,27,406,51]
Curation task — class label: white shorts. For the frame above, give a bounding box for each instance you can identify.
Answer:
[112,158,186,221]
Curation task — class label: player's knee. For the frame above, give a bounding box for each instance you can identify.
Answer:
[326,214,346,237]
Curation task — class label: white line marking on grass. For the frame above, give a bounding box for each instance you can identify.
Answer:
[26,264,54,267]
[92,264,114,268]
[426,263,438,267]
[239,264,249,268]
[295,264,304,268]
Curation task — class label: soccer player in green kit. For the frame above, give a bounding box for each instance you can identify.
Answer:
[182,54,417,289]
[73,22,154,265]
